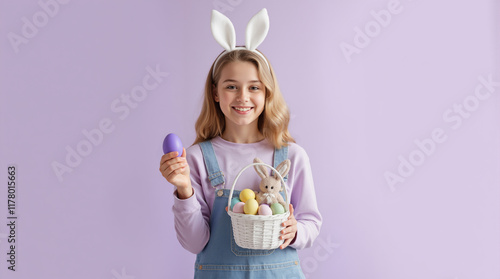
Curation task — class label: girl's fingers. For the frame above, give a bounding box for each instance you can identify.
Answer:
[282,217,297,228]
[160,151,187,166]
[159,156,186,171]
[281,208,298,242]
[281,223,297,235]
[280,218,297,249]
[161,147,185,165]
[171,162,188,173]
[166,168,183,180]
[160,151,179,163]
[281,204,295,227]
[166,163,188,179]
[281,231,296,240]
[162,161,188,176]
[280,238,293,249]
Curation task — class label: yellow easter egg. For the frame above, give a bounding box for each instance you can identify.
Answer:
[239,189,255,203]
[243,199,259,215]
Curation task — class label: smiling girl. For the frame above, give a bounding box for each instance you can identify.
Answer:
[159,9,322,278]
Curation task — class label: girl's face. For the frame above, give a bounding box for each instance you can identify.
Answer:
[213,61,266,129]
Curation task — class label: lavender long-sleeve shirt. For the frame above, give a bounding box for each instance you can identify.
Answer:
[172,136,322,254]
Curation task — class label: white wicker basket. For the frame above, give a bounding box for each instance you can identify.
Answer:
[227,162,290,250]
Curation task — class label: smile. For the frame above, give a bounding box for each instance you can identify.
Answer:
[232,107,253,114]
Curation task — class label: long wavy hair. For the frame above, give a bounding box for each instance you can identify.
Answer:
[193,48,295,149]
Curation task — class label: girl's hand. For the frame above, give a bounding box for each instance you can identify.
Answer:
[280,204,298,249]
[159,148,192,199]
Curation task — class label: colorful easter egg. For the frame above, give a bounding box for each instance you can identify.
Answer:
[258,204,272,216]
[162,133,183,156]
[270,203,285,215]
[230,197,241,210]
[232,202,245,213]
[244,199,259,215]
[239,189,255,203]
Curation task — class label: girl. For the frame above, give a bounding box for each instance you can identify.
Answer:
[159,8,322,278]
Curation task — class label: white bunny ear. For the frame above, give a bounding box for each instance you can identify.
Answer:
[211,10,236,51]
[245,8,270,51]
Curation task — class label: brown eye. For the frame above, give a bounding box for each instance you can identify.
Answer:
[265,186,268,189]
[271,186,274,189]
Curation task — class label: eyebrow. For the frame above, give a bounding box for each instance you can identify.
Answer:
[222,79,261,83]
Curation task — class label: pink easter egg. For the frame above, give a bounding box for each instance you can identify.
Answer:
[258,204,273,216]
[232,202,245,214]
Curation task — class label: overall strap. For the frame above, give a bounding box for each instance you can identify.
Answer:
[273,144,289,182]
[199,140,225,188]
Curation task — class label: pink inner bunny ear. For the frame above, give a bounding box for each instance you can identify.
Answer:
[211,10,236,51]
[245,8,269,51]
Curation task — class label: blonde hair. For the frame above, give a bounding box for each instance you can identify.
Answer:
[193,49,295,149]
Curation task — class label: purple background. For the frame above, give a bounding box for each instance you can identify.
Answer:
[1,0,499,278]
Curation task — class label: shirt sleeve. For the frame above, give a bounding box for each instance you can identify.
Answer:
[288,145,323,250]
[171,145,211,254]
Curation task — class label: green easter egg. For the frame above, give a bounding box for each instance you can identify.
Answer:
[270,203,285,215]
[230,197,241,210]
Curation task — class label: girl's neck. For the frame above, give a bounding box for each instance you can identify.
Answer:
[221,125,265,144]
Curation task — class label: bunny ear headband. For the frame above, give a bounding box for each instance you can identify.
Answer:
[210,8,270,78]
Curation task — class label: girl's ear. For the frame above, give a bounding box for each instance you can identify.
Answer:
[212,84,219,102]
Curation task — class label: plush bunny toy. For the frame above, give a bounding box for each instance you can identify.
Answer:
[253,157,290,209]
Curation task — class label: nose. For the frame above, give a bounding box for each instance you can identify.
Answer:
[236,88,249,102]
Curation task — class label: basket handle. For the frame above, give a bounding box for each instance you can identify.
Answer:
[227,162,289,211]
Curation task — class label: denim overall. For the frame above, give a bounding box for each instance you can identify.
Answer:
[194,140,305,279]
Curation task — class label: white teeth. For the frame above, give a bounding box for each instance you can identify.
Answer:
[234,107,251,112]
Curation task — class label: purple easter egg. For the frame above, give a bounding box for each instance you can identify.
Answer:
[163,133,183,156]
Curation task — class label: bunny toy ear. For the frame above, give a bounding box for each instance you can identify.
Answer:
[274,159,291,180]
[211,10,236,51]
[245,8,270,51]
[253,158,269,179]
